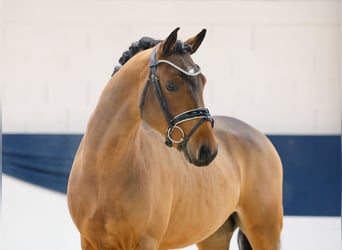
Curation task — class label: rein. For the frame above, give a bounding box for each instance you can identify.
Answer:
[140,47,214,149]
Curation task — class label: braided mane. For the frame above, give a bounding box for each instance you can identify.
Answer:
[111,37,192,76]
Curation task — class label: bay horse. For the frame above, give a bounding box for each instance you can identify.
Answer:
[67,28,283,250]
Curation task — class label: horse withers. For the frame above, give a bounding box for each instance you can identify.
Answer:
[67,28,283,250]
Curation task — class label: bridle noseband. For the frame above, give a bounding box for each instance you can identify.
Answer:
[139,47,214,149]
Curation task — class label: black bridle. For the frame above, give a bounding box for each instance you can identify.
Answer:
[139,47,214,149]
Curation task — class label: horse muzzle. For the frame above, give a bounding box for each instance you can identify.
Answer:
[164,109,217,167]
[184,142,218,167]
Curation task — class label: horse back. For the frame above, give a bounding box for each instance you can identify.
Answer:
[214,115,281,166]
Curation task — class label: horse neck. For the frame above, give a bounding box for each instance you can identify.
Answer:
[87,53,150,144]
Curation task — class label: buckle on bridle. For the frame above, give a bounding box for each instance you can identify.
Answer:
[167,125,185,144]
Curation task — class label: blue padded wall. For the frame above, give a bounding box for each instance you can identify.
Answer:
[3,134,340,216]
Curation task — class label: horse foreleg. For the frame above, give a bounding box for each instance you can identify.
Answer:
[237,230,252,250]
[239,226,281,250]
[237,209,282,250]
[196,214,237,250]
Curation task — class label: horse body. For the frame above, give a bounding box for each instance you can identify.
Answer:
[67,28,283,250]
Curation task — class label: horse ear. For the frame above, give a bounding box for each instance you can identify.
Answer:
[184,29,207,54]
[160,27,180,56]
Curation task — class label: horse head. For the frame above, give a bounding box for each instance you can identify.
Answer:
[140,28,218,166]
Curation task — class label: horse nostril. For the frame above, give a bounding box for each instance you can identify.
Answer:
[198,145,211,162]
[188,144,217,167]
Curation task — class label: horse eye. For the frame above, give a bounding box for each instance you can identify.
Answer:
[165,83,179,92]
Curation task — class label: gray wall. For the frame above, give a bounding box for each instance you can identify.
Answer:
[2,0,340,134]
